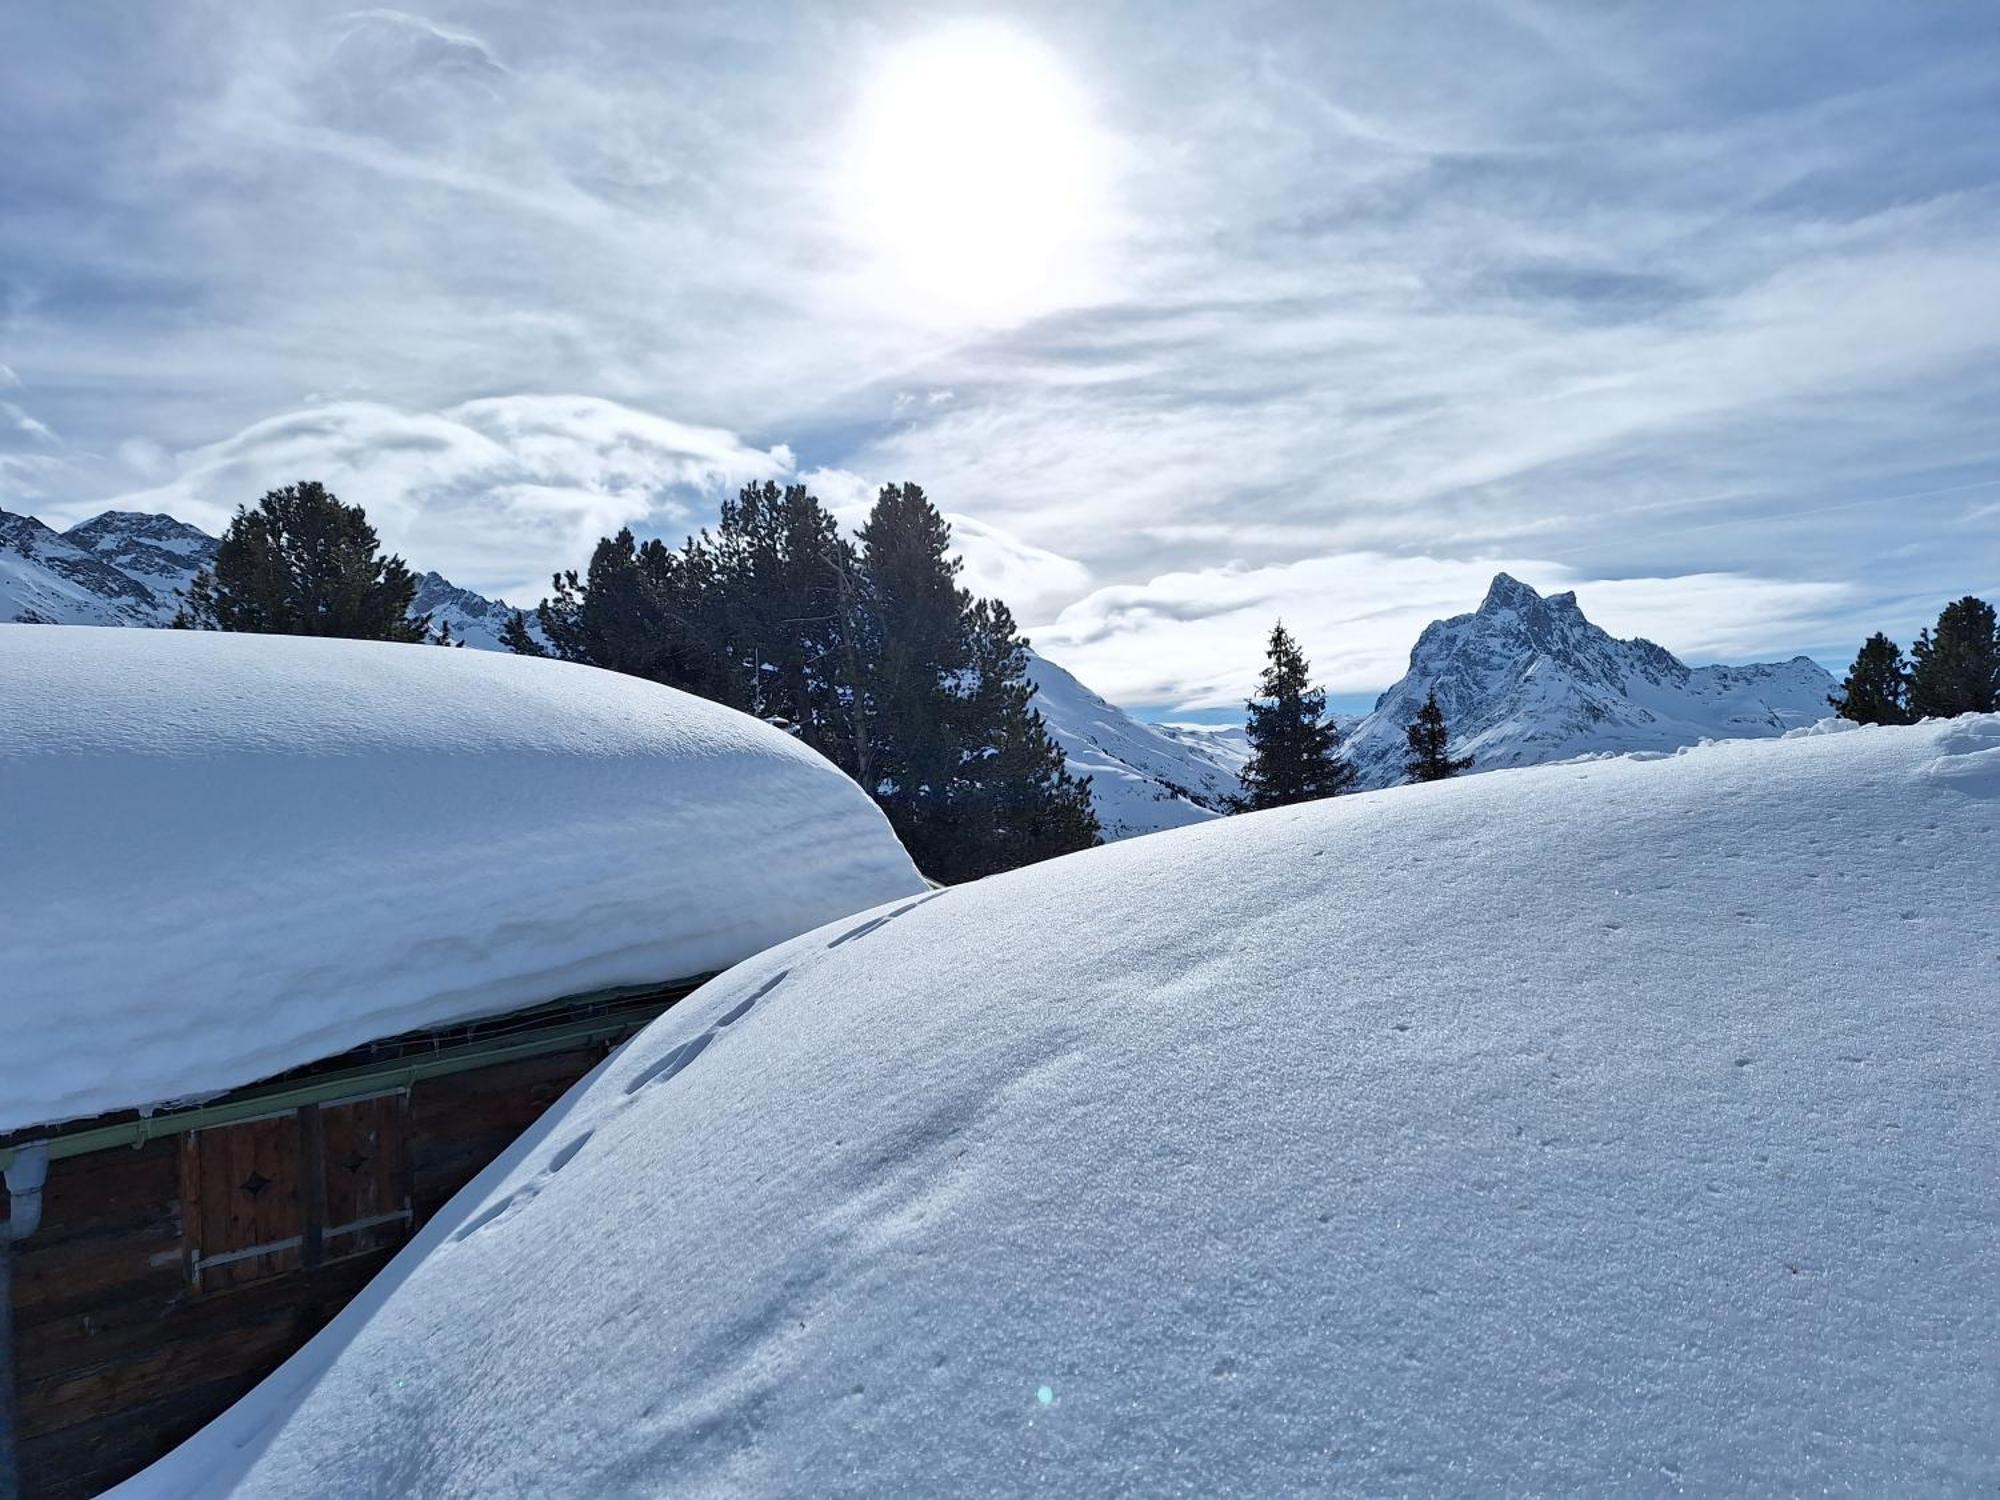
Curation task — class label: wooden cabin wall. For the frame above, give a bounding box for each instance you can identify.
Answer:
[12,1044,605,1500]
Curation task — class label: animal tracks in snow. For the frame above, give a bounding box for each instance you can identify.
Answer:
[827,891,947,949]
[457,966,796,1242]
[458,896,946,1243]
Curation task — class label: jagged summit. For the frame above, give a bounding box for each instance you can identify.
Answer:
[1478,571,1556,612]
[1341,573,1834,787]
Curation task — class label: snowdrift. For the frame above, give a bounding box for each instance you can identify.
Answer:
[0,626,924,1131]
[123,715,2000,1496]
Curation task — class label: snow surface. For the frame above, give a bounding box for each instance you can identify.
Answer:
[1342,573,1836,788]
[123,714,2000,1496]
[1025,649,1245,837]
[0,626,924,1132]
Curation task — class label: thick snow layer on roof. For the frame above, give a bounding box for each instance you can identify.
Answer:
[123,715,2000,1497]
[0,625,923,1132]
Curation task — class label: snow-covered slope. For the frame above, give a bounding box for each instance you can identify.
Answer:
[0,626,924,1132]
[1342,573,1835,787]
[122,715,2000,1497]
[1026,649,1245,836]
[410,569,538,650]
[63,508,218,601]
[0,508,201,624]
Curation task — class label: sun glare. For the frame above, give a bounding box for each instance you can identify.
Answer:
[845,24,1108,325]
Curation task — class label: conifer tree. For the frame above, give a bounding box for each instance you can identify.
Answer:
[858,484,968,816]
[499,609,545,656]
[1830,632,1913,725]
[1403,688,1473,783]
[507,479,1097,880]
[946,597,1100,879]
[857,483,1099,879]
[1908,596,1999,719]
[175,481,428,640]
[1238,622,1355,809]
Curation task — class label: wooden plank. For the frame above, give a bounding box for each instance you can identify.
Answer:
[12,1045,613,1497]
[298,1103,325,1268]
[16,1249,395,1438]
[187,1111,306,1291]
[18,1368,270,1500]
[320,1092,412,1260]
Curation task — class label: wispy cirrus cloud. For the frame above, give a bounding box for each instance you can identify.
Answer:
[38,397,792,602]
[1,1,1995,706]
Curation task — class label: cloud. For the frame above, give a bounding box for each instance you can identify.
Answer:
[44,396,792,603]
[1033,553,1855,710]
[803,465,1092,622]
[2,3,1994,694]
[943,514,1092,624]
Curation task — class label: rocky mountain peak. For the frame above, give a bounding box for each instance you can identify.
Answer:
[1340,574,1836,788]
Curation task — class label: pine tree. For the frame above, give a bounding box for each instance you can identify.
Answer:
[505,479,1097,880]
[857,483,1099,879]
[1908,596,1999,719]
[175,482,428,640]
[1238,622,1356,809]
[945,597,1100,880]
[706,481,862,764]
[1830,633,1913,725]
[513,527,729,695]
[499,609,546,656]
[1403,688,1473,782]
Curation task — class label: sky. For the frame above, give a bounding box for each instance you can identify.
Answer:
[3,1,1997,715]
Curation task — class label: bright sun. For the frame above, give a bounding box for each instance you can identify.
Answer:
[845,24,1108,325]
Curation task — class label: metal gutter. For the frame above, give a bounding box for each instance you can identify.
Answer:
[1,1143,50,1500]
[0,997,682,1174]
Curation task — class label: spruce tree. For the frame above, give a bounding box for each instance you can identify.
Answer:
[1238,622,1355,809]
[947,597,1100,880]
[858,483,1099,880]
[175,481,428,640]
[1830,633,1913,725]
[1403,688,1473,783]
[499,609,546,656]
[1908,596,1999,719]
[510,479,1097,880]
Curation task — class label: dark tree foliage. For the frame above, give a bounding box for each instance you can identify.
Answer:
[175,481,428,641]
[1830,632,1913,725]
[1238,621,1356,809]
[858,485,1098,882]
[858,483,972,818]
[1404,688,1473,783]
[1908,596,1999,719]
[499,609,546,656]
[507,479,1098,881]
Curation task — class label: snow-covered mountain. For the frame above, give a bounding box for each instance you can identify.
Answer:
[1341,572,1836,787]
[0,509,210,625]
[410,570,533,651]
[1025,651,1247,838]
[0,506,531,649]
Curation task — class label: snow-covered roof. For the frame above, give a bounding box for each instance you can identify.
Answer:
[0,625,923,1133]
[122,714,2000,1495]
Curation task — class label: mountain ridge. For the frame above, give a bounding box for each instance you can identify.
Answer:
[1339,571,1835,786]
[2,506,1841,831]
